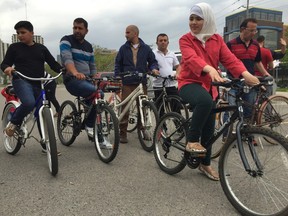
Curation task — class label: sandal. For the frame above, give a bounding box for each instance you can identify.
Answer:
[185,142,207,153]
[199,165,219,181]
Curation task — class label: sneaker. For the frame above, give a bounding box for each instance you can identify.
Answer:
[99,138,113,149]
[41,141,61,156]
[5,122,17,137]
[85,126,94,137]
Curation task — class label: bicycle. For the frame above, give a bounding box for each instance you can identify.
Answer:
[107,71,159,152]
[149,74,189,119]
[153,77,288,216]
[105,80,138,133]
[211,77,288,159]
[127,75,189,133]
[1,70,63,176]
[56,76,119,163]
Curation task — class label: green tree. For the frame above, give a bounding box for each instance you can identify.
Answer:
[44,64,63,84]
[93,45,117,72]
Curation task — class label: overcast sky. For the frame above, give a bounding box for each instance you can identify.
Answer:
[0,0,287,58]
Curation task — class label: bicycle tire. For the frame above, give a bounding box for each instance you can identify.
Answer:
[158,95,189,119]
[57,100,77,146]
[153,112,186,174]
[137,100,159,152]
[42,107,58,176]
[94,104,120,163]
[257,95,288,144]
[1,102,22,155]
[219,125,288,216]
[127,100,138,133]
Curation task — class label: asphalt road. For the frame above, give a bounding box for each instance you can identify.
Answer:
[0,84,259,216]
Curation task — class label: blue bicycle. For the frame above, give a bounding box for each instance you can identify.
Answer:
[1,70,63,176]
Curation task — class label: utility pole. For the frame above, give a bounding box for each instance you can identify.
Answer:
[25,1,28,20]
[246,0,249,18]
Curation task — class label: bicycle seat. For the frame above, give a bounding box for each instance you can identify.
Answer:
[6,86,16,96]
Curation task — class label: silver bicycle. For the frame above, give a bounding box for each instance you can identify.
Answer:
[107,71,159,152]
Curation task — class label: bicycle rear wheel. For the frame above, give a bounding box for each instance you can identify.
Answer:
[137,100,159,152]
[211,106,233,159]
[219,126,288,216]
[57,100,77,146]
[153,112,187,174]
[257,95,288,143]
[94,104,119,163]
[1,102,22,155]
[42,107,58,176]
[158,95,189,119]
[127,100,138,133]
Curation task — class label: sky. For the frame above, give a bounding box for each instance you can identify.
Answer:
[0,0,287,58]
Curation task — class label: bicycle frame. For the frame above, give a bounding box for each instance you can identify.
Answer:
[110,83,149,125]
[13,71,62,143]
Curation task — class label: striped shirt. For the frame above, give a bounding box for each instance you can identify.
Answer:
[60,35,96,76]
[227,36,261,75]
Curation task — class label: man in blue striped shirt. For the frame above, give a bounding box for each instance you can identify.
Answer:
[60,17,97,138]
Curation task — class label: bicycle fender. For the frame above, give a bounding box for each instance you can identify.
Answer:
[2,101,21,118]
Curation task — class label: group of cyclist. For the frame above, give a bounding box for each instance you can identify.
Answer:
[1,2,287,182]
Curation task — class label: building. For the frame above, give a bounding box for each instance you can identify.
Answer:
[0,39,9,64]
[12,34,44,44]
[224,7,284,50]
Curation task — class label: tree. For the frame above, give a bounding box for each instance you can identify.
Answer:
[93,45,117,72]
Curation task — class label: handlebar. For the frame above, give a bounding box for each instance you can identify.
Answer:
[212,76,273,89]
[150,73,177,80]
[13,69,65,81]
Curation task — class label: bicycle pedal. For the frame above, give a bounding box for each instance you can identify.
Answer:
[190,152,206,158]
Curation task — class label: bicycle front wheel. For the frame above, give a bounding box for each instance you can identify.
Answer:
[257,95,288,142]
[219,126,288,216]
[57,100,77,146]
[94,104,119,163]
[137,100,159,152]
[153,112,186,174]
[42,107,58,176]
[1,102,22,155]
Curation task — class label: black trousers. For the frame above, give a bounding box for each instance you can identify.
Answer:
[45,80,60,113]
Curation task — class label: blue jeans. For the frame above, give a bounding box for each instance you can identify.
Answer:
[64,78,97,127]
[228,88,256,119]
[11,78,41,125]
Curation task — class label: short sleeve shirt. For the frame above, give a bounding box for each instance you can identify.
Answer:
[152,49,179,87]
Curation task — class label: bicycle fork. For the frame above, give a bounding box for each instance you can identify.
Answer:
[138,95,152,129]
[236,102,263,176]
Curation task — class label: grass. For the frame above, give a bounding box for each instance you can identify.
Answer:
[277,88,288,92]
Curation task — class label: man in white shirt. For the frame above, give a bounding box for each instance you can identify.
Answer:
[153,33,181,104]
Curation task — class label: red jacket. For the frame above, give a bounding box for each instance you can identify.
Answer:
[178,33,246,100]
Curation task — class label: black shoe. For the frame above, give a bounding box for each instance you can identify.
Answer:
[120,136,128,143]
